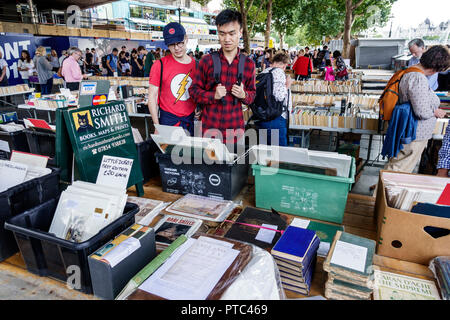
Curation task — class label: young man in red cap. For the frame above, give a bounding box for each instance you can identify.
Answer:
[148,22,197,135]
[189,9,256,145]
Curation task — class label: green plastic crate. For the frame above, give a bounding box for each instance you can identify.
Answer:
[252,157,355,224]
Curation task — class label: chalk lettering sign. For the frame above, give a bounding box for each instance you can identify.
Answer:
[96,155,133,189]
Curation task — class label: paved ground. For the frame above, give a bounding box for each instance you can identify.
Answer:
[0,254,96,300]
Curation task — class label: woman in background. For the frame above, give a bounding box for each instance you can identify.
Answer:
[333,50,348,81]
[18,50,34,86]
[33,46,54,95]
[49,50,60,73]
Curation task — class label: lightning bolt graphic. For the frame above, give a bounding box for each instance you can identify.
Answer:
[175,71,191,104]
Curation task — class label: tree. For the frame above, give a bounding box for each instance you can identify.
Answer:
[271,0,302,49]
[297,0,395,56]
[220,0,268,52]
[342,0,396,58]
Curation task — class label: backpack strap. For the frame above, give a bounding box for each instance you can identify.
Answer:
[211,52,221,84]
[159,59,163,106]
[237,53,246,85]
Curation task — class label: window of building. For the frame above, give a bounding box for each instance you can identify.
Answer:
[130,5,143,19]
[143,7,154,20]
[155,8,166,21]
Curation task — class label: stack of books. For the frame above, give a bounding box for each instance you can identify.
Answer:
[271,226,320,295]
[0,84,32,95]
[292,94,378,111]
[291,80,361,94]
[323,231,376,300]
[289,108,380,131]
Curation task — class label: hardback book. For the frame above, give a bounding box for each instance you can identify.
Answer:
[430,256,450,300]
[153,215,202,251]
[325,278,373,300]
[327,270,375,289]
[274,248,317,277]
[373,270,441,300]
[280,264,314,292]
[307,221,344,245]
[279,256,317,285]
[271,226,319,268]
[323,231,376,285]
[324,288,370,300]
[224,207,288,250]
[289,218,344,257]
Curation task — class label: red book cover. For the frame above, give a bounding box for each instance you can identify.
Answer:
[26,118,52,130]
[437,183,450,206]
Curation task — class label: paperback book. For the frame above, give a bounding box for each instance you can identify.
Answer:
[153,215,202,251]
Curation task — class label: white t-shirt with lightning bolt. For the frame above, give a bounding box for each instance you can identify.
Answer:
[149,54,197,117]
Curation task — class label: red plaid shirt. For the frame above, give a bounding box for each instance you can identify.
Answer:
[189,49,256,143]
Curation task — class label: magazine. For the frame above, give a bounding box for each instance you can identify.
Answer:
[127,196,168,226]
[165,194,236,222]
[153,215,202,250]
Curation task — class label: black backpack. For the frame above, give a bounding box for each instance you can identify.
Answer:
[248,68,287,122]
[101,54,111,69]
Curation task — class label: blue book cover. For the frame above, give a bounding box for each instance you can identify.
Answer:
[271,226,319,266]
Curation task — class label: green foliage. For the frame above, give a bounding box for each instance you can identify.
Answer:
[297,0,397,43]
[271,0,301,39]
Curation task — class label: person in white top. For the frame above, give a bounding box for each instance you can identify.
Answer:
[18,50,35,85]
[255,51,293,146]
[59,50,68,67]
[0,51,8,87]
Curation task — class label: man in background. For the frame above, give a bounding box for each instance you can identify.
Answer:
[408,38,439,91]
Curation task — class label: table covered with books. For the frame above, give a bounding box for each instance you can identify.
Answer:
[0,79,449,302]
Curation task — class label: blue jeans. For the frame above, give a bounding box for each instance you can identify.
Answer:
[40,77,53,95]
[256,115,288,146]
[159,108,195,136]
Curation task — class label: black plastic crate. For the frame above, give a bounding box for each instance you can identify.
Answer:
[0,167,60,261]
[0,129,30,159]
[136,139,160,183]
[4,198,138,294]
[155,150,249,200]
[24,129,56,167]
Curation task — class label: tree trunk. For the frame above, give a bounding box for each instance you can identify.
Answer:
[264,0,273,48]
[238,0,251,53]
[242,10,251,53]
[342,0,354,59]
[279,31,284,50]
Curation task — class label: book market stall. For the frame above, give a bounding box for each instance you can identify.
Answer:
[0,75,449,303]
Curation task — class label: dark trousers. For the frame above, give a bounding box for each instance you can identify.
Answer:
[159,108,195,136]
[40,77,53,95]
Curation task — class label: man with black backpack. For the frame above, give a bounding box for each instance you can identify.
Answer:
[189,9,256,145]
[102,48,118,76]
[251,52,293,146]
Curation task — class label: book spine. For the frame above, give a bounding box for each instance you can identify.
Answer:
[132,235,187,285]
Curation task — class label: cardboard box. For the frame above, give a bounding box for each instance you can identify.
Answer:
[375,170,450,265]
